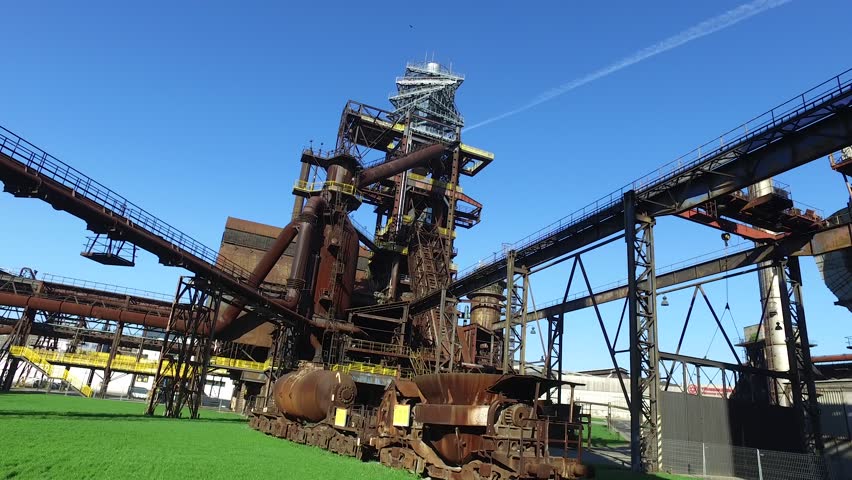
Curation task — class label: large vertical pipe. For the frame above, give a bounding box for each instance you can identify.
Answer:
[283,196,327,308]
[388,257,401,300]
[215,195,326,335]
[749,179,790,405]
[292,162,311,220]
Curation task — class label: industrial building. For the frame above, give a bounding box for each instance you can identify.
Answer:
[2,62,852,479]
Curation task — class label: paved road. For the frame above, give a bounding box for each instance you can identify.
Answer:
[584,417,631,468]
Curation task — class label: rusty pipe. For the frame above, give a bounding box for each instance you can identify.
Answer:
[811,354,852,363]
[0,292,175,331]
[309,332,323,362]
[283,196,327,308]
[356,143,452,188]
[218,222,299,331]
[217,196,324,338]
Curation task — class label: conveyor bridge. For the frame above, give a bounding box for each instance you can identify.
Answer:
[411,68,852,314]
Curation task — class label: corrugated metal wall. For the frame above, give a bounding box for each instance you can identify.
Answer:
[660,390,733,445]
[818,387,852,440]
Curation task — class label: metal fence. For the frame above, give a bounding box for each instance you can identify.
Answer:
[662,439,830,480]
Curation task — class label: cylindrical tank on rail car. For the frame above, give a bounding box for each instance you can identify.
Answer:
[273,368,357,422]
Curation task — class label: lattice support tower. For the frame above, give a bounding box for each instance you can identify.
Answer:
[145,276,220,419]
[502,250,530,374]
[545,313,564,403]
[624,190,662,473]
[775,257,823,453]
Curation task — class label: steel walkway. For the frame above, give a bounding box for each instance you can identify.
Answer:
[411,68,852,314]
[0,133,328,331]
[10,346,271,377]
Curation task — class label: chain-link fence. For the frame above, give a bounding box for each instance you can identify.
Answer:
[662,439,830,480]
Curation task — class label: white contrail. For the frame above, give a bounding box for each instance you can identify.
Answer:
[464,0,793,132]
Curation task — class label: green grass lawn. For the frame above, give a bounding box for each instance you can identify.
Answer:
[593,466,689,480]
[0,393,687,480]
[0,393,414,480]
[588,420,629,448]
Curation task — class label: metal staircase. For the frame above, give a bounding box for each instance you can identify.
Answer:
[9,346,94,397]
[408,223,459,370]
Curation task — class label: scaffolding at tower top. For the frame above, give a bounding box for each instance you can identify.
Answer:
[389,61,465,139]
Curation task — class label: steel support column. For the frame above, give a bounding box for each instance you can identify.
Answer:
[0,307,35,391]
[503,251,529,373]
[145,277,220,419]
[776,257,823,452]
[98,321,124,398]
[624,190,661,473]
[545,314,563,403]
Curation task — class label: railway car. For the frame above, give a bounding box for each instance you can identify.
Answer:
[250,365,591,479]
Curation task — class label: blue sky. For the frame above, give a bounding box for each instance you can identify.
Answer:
[1,1,850,371]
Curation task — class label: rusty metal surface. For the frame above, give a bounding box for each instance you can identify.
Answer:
[273,368,357,422]
[468,284,503,329]
[311,219,359,319]
[412,373,504,466]
[218,222,298,334]
[356,143,451,187]
[414,373,503,405]
[394,379,422,399]
[487,375,574,401]
[414,404,490,426]
[224,216,288,240]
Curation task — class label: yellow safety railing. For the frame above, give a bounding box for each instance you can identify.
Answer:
[331,362,399,377]
[10,346,93,397]
[11,347,269,379]
[209,356,271,372]
[355,113,494,162]
[459,143,495,160]
[293,180,363,201]
[59,369,94,397]
[359,114,406,133]
[407,173,463,193]
[437,226,457,239]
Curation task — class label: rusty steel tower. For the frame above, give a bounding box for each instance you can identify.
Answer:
[278,61,496,374]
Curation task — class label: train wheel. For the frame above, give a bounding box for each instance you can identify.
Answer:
[379,447,393,468]
[344,436,357,457]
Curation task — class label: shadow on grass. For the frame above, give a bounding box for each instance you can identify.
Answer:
[591,438,630,448]
[594,465,680,480]
[0,410,246,423]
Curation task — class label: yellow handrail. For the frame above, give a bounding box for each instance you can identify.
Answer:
[10,346,93,397]
[10,347,270,378]
[293,180,363,201]
[330,361,399,377]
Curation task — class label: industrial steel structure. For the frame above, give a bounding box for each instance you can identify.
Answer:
[1,63,851,478]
